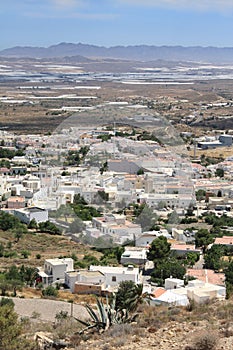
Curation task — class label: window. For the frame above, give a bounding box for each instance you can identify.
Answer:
[112,276,116,282]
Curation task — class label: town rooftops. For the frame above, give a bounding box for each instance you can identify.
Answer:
[45,258,73,266]
[89,265,139,275]
[25,207,46,213]
[7,196,25,203]
[186,268,225,286]
[151,287,166,298]
[214,236,233,245]
[171,244,201,252]
[66,270,104,278]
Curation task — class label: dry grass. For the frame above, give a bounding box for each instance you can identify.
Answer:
[188,146,233,159]
[185,330,218,350]
[0,229,101,270]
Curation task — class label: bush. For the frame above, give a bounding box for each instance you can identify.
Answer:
[0,212,21,231]
[55,310,69,322]
[42,285,58,298]
[186,330,218,350]
[0,297,14,308]
[38,221,61,235]
[21,250,30,259]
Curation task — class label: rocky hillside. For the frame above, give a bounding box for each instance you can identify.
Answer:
[75,300,233,350]
[33,299,233,350]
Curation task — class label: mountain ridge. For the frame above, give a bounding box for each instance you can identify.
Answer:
[1,42,233,62]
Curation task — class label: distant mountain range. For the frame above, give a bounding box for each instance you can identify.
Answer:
[1,42,233,63]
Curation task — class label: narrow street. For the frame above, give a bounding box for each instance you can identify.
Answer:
[193,253,204,269]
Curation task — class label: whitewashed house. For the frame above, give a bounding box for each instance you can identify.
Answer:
[89,265,141,290]
[37,258,74,286]
[14,206,48,224]
[120,247,148,266]
[65,270,105,293]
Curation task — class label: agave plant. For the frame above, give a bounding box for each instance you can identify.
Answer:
[75,294,138,334]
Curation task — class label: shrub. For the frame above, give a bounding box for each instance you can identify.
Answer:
[42,285,58,298]
[0,297,14,307]
[186,330,218,350]
[21,250,30,259]
[55,310,69,322]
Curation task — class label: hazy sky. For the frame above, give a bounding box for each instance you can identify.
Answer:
[1,0,233,49]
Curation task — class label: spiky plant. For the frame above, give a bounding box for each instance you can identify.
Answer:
[75,295,138,334]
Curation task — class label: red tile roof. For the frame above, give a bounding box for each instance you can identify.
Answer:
[186,268,225,286]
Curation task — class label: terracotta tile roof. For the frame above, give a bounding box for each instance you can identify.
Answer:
[215,236,233,245]
[7,196,25,203]
[186,268,225,286]
[152,287,166,298]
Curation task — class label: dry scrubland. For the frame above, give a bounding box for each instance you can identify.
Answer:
[1,59,233,349]
[2,229,233,349]
[67,299,233,350]
[13,297,233,350]
[189,145,233,159]
[0,230,100,270]
[1,75,233,133]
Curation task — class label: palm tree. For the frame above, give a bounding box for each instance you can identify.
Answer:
[116,281,149,312]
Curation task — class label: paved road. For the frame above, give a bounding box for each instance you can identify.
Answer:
[1,297,88,322]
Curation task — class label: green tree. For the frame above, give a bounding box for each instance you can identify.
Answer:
[95,190,109,203]
[167,210,180,225]
[38,221,61,235]
[73,194,87,205]
[6,265,21,281]
[135,204,157,231]
[42,285,58,298]
[55,204,75,222]
[157,201,166,210]
[0,243,4,257]
[185,252,200,267]
[0,212,20,231]
[0,274,10,296]
[0,297,14,308]
[195,229,214,253]
[21,250,31,259]
[28,218,38,229]
[215,168,224,178]
[97,134,111,142]
[5,266,23,296]
[100,161,108,175]
[99,246,125,265]
[82,254,100,266]
[19,265,37,286]
[14,223,28,242]
[79,146,90,158]
[137,168,144,175]
[151,258,186,284]
[69,217,85,233]
[204,245,225,271]
[0,303,35,350]
[225,260,233,285]
[196,189,206,202]
[9,279,23,297]
[225,261,233,298]
[115,281,146,312]
[147,236,171,264]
